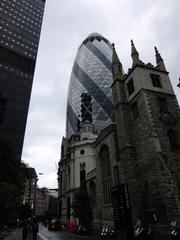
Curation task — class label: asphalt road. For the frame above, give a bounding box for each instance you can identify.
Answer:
[2,224,98,240]
[38,224,93,240]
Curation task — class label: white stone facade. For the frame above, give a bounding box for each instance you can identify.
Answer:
[58,123,97,223]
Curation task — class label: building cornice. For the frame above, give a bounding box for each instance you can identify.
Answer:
[124,63,169,81]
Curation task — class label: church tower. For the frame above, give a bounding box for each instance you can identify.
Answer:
[111,41,180,230]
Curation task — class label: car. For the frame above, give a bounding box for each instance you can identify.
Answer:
[48,219,62,231]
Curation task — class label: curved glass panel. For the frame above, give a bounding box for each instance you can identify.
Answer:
[66,33,114,137]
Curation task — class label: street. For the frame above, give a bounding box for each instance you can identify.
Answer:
[38,224,96,240]
[2,224,98,240]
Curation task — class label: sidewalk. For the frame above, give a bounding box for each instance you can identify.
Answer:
[2,228,41,240]
[0,229,13,240]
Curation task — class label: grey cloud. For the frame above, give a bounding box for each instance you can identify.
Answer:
[22,0,180,188]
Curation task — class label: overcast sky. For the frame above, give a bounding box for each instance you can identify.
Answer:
[22,0,180,188]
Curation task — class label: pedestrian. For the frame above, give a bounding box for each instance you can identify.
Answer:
[16,218,20,228]
[32,220,39,240]
[22,221,29,240]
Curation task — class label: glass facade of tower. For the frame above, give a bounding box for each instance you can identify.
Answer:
[66,33,114,137]
[0,0,45,156]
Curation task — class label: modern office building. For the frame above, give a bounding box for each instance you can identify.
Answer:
[0,0,46,156]
[66,33,114,137]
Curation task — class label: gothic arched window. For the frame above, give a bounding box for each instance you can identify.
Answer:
[99,145,112,204]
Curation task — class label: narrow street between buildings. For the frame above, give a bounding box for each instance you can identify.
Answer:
[38,224,100,240]
[2,224,100,240]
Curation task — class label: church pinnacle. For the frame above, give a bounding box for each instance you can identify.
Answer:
[131,39,140,66]
[155,46,166,71]
[112,43,123,80]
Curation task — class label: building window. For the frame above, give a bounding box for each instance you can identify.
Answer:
[159,113,175,127]
[127,78,135,96]
[89,181,96,205]
[150,73,162,88]
[80,163,86,185]
[100,145,112,204]
[68,166,70,189]
[157,97,168,112]
[80,149,85,155]
[131,101,139,119]
[113,165,119,186]
[0,93,7,126]
[167,129,178,148]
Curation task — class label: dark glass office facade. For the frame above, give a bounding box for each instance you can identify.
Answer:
[0,0,45,156]
[66,33,114,137]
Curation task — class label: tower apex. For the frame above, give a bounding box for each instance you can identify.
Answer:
[131,39,141,66]
[112,43,123,80]
[154,46,166,71]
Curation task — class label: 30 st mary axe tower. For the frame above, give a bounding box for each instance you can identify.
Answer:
[0,0,45,156]
[66,33,114,137]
